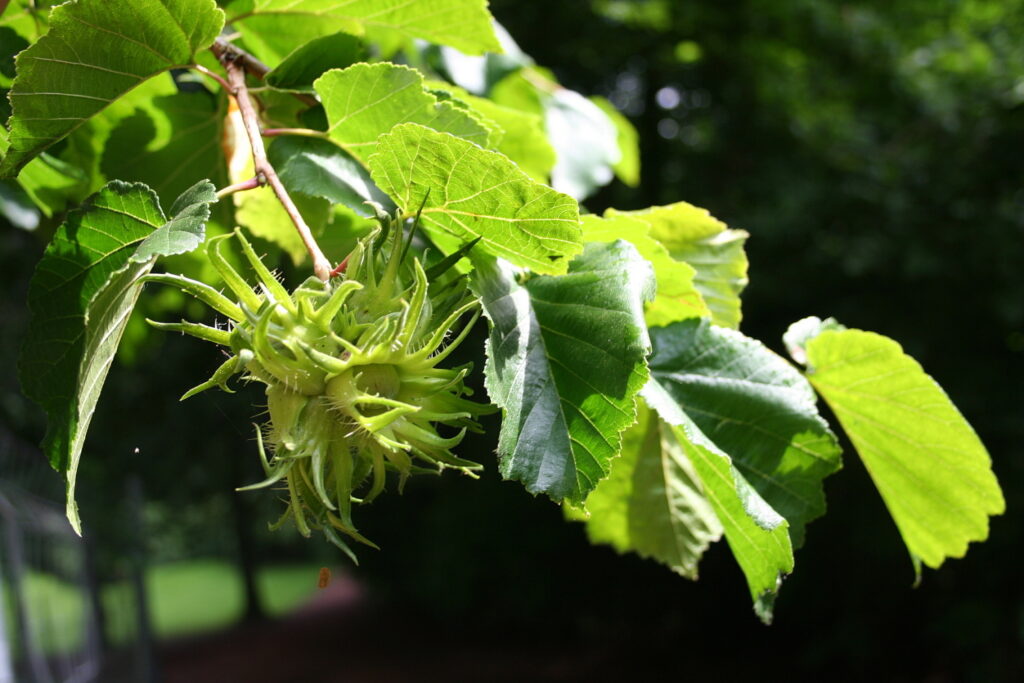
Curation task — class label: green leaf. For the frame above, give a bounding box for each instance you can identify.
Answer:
[643,379,794,621]
[315,63,496,165]
[61,73,181,196]
[16,152,89,217]
[100,92,227,206]
[648,319,842,546]
[133,180,218,261]
[369,123,583,275]
[580,402,723,578]
[581,213,708,326]
[227,0,501,56]
[0,0,225,176]
[18,180,216,533]
[478,67,623,199]
[425,79,556,182]
[268,136,394,217]
[264,32,365,92]
[490,69,544,116]
[592,96,640,187]
[473,241,655,504]
[798,321,1004,571]
[609,203,749,329]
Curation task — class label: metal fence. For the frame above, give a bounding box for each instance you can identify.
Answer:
[0,430,101,683]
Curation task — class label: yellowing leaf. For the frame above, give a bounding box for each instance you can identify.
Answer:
[609,202,748,328]
[801,323,1004,572]
[581,213,708,326]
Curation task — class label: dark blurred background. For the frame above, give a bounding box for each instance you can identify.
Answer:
[1,0,1022,681]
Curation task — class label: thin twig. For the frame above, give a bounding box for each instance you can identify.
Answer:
[220,54,333,281]
[216,176,261,198]
[211,37,271,79]
[262,128,327,139]
[211,38,318,107]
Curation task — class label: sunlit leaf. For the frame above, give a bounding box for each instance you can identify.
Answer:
[592,96,639,187]
[545,88,621,200]
[433,21,530,95]
[425,79,556,182]
[61,73,181,196]
[369,124,582,274]
[795,318,1004,573]
[226,0,501,56]
[489,69,544,116]
[315,63,497,165]
[489,68,622,200]
[609,202,748,329]
[16,153,89,217]
[100,92,227,206]
[581,213,708,326]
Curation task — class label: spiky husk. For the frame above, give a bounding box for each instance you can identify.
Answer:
[147,208,490,559]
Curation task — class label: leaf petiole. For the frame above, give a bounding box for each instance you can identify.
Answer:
[262,128,327,139]
[190,63,231,92]
[216,176,261,198]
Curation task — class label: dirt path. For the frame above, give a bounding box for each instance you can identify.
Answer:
[158,577,607,682]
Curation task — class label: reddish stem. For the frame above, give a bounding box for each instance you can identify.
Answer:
[329,255,350,278]
[219,55,333,281]
[191,63,232,92]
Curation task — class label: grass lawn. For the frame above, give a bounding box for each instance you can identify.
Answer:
[3,571,87,656]
[4,560,323,658]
